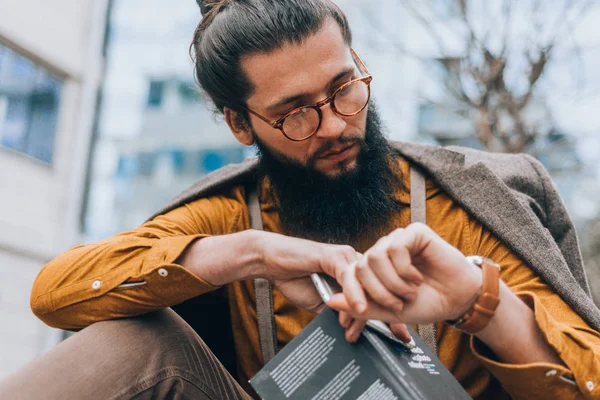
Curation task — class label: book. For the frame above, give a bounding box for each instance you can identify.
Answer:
[250,308,471,399]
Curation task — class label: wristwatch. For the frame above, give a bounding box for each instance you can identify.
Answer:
[447,256,501,334]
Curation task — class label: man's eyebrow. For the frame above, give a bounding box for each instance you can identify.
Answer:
[265,67,356,112]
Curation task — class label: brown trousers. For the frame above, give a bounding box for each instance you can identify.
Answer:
[0,309,253,400]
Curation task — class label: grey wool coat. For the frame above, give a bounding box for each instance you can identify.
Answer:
[151,141,600,333]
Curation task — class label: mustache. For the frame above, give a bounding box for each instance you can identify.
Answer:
[307,134,364,167]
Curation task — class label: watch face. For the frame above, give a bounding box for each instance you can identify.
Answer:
[466,256,500,270]
[465,255,484,266]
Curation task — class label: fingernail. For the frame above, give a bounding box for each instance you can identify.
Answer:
[403,334,413,344]
[352,331,362,342]
[356,302,366,313]
[393,303,404,312]
[404,293,416,302]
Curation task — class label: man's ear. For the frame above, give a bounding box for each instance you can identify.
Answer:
[224,107,254,146]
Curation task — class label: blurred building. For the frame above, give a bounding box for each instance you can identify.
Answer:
[0,0,109,378]
[110,76,246,232]
[83,0,248,242]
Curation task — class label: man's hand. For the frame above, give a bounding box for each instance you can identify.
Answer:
[255,231,359,312]
[328,224,566,368]
[327,223,482,325]
[259,232,412,344]
[258,231,358,282]
[182,230,358,287]
[182,229,415,342]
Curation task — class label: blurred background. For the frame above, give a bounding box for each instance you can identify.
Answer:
[1,0,600,379]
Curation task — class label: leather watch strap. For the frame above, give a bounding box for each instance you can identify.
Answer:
[449,257,501,334]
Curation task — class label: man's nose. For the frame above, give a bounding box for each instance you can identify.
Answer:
[314,103,346,140]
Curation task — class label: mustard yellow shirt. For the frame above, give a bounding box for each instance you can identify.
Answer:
[31,158,600,399]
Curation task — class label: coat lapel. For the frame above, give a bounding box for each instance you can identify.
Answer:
[393,142,589,305]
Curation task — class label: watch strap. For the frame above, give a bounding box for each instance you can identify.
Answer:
[449,257,501,334]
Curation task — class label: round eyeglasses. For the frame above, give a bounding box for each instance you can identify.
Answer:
[245,49,373,141]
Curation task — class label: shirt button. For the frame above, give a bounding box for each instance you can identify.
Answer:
[545,370,557,377]
[92,280,101,289]
[587,381,595,391]
[158,268,169,277]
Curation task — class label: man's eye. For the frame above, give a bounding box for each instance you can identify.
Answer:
[277,105,302,119]
[338,84,351,94]
[334,78,356,93]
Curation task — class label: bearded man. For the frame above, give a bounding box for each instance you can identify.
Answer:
[2,0,600,399]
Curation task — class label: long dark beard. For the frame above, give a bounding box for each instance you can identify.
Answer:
[254,103,404,245]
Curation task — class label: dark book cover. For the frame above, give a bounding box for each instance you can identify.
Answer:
[250,308,471,400]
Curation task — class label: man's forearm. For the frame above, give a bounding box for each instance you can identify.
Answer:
[177,230,266,286]
[474,282,563,365]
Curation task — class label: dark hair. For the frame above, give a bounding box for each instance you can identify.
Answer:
[191,0,352,116]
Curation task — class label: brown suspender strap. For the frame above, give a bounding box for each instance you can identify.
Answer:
[411,166,438,355]
[248,186,278,364]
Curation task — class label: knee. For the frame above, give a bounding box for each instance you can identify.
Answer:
[76,308,205,369]
[107,308,197,343]
[83,309,243,399]
[0,309,215,400]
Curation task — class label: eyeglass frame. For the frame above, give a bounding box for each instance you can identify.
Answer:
[243,48,373,142]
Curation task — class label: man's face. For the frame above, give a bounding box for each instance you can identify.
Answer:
[240,18,367,177]
[227,17,401,247]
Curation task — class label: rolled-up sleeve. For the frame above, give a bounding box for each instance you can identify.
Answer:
[471,292,600,399]
[31,188,248,330]
[470,225,600,399]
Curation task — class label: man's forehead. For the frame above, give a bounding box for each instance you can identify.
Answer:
[242,19,354,108]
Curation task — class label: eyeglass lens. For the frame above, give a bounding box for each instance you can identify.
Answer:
[282,80,369,140]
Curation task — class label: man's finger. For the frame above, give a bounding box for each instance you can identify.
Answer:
[387,232,425,284]
[341,262,368,314]
[339,311,352,329]
[321,245,359,278]
[327,293,401,323]
[345,319,367,343]
[390,323,412,344]
[367,248,417,301]
[355,259,406,313]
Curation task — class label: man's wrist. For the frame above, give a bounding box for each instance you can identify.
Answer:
[447,257,501,333]
[181,230,267,285]
[448,258,483,321]
[244,229,270,279]
[474,282,514,341]
[473,283,565,366]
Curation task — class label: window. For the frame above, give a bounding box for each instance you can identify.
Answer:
[147,80,165,108]
[137,152,157,176]
[169,149,185,173]
[201,151,224,173]
[177,81,201,104]
[0,43,62,164]
[198,148,246,174]
[116,155,139,178]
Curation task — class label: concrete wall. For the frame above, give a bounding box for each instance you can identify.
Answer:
[0,0,109,378]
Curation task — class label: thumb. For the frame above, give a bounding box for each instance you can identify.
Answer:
[390,323,413,344]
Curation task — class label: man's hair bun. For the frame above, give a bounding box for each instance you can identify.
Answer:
[190,0,352,116]
[197,0,225,17]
